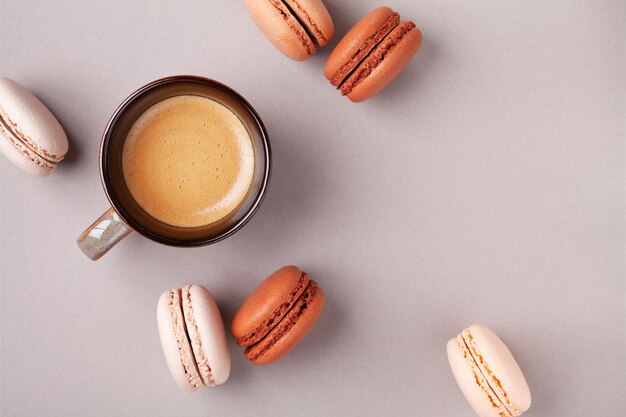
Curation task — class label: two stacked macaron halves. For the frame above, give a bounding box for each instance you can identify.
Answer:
[325,7,422,102]
[232,265,325,365]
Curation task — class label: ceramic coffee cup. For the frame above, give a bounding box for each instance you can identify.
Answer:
[77,76,271,260]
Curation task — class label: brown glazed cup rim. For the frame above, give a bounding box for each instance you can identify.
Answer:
[99,75,271,247]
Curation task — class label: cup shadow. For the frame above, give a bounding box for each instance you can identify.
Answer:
[90,107,330,269]
[233,119,330,254]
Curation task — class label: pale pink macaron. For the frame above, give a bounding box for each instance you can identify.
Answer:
[157,285,231,391]
[244,0,334,61]
[447,324,531,417]
[0,77,69,176]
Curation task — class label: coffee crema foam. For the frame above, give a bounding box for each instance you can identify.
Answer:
[122,95,255,228]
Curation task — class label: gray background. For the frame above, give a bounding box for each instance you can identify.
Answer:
[0,0,624,416]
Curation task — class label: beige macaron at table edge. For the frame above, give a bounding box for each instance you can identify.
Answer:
[1,0,623,416]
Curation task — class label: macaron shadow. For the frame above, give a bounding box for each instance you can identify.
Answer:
[299,1,369,81]
[372,36,439,107]
[509,330,548,414]
[26,83,82,172]
[274,272,344,362]
[319,0,358,50]
[213,293,257,385]
[54,124,80,167]
[304,1,364,74]
[157,289,253,388]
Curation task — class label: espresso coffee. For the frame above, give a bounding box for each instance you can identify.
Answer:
[122,95,255,228]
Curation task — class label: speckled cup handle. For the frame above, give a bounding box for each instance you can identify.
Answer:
[77,208,132,261]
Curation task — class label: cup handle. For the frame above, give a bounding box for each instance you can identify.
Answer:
[77,207,132,260]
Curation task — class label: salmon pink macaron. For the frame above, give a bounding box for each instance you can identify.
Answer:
[231,265,325,365]
[244,0,334,61]
[324,7,423,102]
[447,324,532,417]
[0,77,69,176]
[157,285,231,391]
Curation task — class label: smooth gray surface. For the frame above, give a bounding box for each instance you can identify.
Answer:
[1,1,624,416]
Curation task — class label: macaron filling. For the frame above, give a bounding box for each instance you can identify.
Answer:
[235,272,310,346]
[167,289,204,390]
[269,0,315,55]
[328,11,400,87]
[244,280,319,361]
[456,334,512,417]
[0,106,65,163]
[283,0,330,46]
[0,111,57,170]
[462,329,522,416]
[182,286,215,387]
[340,21,417,96]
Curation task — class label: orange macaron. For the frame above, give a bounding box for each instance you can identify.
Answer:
[324,6,423,102]
[244,0,334,61]
[231,265,325,365]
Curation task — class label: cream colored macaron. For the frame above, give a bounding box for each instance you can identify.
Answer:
[447,324,531,417]
[157,285,231,391]
[0,77,69,176]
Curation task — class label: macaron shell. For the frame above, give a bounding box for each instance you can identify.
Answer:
[283,0,334,46]
[345,23,422,103]
[324,6,399,85]
[245,281,324,365]
[157,289,203,391]
[182,285,231,386]
[244,0,316,61]
[231,265,308,345]
[465,325,531,415]
[0,77,68,161]
[0,131,53,176]
[447,338,511,417]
